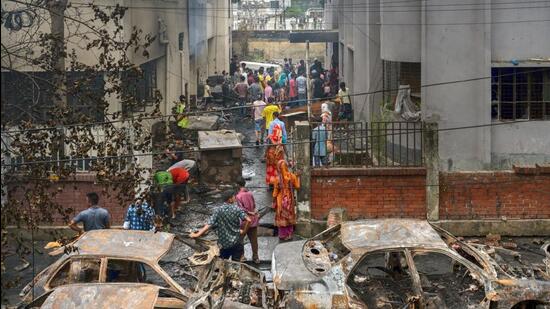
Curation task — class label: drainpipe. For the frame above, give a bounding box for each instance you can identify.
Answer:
[165,43,170,116]
[181,50,190,112]
[158,18,170,116]
[305,40,311,120]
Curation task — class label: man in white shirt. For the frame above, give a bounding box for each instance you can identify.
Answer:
[252,99,267,145]
[296,73,307,106]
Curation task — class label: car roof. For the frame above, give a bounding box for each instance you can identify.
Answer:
[340,219,448,252]
[240,61,282,69]
[73,229,174,262]
[39,283,160,309]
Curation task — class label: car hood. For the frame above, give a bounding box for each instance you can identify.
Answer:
[272,241,319,290]
[272,240,347,295]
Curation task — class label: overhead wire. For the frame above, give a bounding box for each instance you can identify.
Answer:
[1,118,543,168]
[3,67,548,135]
[66,0,550,15]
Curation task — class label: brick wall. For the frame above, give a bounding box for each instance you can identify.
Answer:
[310,166,550,221]
[310,168,427,220]
[8,173,130,226]
[439,170,550,220]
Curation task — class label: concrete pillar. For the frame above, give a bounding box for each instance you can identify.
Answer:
[423,122,439,220]
[294,121,312,236]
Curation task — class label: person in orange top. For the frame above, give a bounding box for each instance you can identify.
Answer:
[168,167,190,219]
[264,121,285,187]
[271,159,300,240]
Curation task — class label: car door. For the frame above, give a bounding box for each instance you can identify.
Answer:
[411,250,489,309]
[345,249,422,308]
[45,256,102,290]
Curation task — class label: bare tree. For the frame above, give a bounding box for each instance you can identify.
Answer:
[1,0,161,296]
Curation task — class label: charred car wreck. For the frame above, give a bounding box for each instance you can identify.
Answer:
[19,221,549,308]
[18,229,268,309]
[271,219,550,309]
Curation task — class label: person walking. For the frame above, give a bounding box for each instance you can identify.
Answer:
[123,198,155,231]
[203,79,212,109]
[288,73,297,107]
[264,80,273,102]
[264,121,285,186]
[252,98,267,145]
[257,67,266,91]
[236,179,259,263]
[233,75,249,116]
[261,98,281,141]
[268,112,287,144]
[297,59,306,76]
[338,82,353,121]
[311,122,328,167]
[68,192,110,234]
[271,160,300,240]
[248,76,262,102]
[191,191,251,261]
[312,72,324,100]
[296,73,307,106]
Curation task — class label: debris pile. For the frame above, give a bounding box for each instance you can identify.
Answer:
[465,235,550,281]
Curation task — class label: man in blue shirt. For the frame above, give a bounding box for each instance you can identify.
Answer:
[268,112,287,144]
[68,192,110,234]
[124,199,155,231]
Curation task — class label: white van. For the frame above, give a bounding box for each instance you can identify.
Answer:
[240,61,282,73]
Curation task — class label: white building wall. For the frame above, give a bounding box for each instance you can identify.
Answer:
[421,1,492,171]
[325,0,550,170]
[188,0,231,95]
[380,0,421,62]
[491,4,550,61]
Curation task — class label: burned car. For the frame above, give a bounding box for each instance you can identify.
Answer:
[19,229,195,305]
[24,283,187,309]
[19,229,267,309]
[272,219,550,308]
[187,257,269,308]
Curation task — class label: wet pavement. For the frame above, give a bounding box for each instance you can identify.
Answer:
[168,112,281,263]
[1,240,58,306]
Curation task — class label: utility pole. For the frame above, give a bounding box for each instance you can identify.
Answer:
[282,0,285,30]
[305,40,311,120]
[47,0,68,162]
[48,0,68,108]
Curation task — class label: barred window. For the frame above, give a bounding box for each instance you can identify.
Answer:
[122,59,157,113]
[491,68,550,121]
[383,61,421,107]
[1,71,105,125]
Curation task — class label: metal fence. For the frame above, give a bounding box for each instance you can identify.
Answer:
[308,121,423,168]
[370,121,423,167]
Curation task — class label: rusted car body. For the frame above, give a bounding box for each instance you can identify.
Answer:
[24,283,187,309]
[187,257,269,308]
[19,230,190,305]
[19,229,268,309]
[271,219,550,308]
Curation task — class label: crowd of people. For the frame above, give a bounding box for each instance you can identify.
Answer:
[225,56,343,108]
[68,56,354,264]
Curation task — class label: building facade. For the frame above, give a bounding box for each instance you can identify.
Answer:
[1,0,232,122]
[324,0,550,170]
